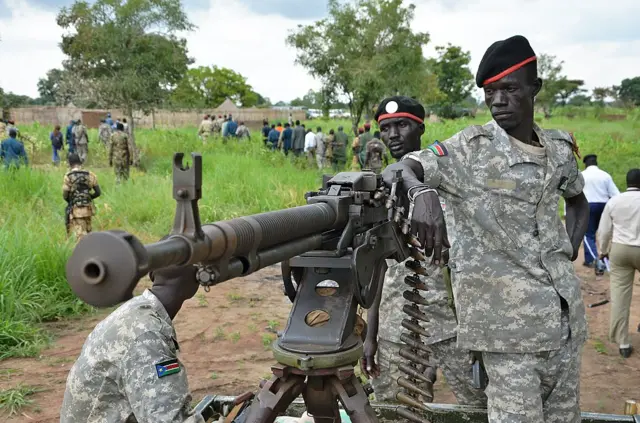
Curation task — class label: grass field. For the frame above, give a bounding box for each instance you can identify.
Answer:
[1,111,639,359]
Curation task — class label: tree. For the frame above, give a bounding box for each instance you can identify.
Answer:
[170,66,261,108]
[56,0,195,164]
[617,77,640,106]
[592,87,615,106]
[287,0,430,134]
[427,44,473,118]
[535,54,564,118]
[555,79,585,106]
[567,94,591,107]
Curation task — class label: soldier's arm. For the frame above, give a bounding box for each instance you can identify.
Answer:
[62,175,71,201]
[562,152,589,262]
[122,331,205,423]
[90,173,101,199]
[361,261,388,378]
[108,137,114,165]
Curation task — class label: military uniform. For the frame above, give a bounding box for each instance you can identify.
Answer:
[372,197,487,407]
[364,138,388,174]
[110,130,134,184]
[60,290,204,423]
[63,166,98,238]
[73,122,89,163]
[404,119,586,422]
[351,135,361,171]
[99,122,112,147]
[331,130,348,172]
[197,118,213,143]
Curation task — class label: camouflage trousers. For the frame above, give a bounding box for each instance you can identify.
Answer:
[371,338,487,406]
[76,144,88,163]
[67,217,92,239]
[481,310,583,423]
[114,162,130,184]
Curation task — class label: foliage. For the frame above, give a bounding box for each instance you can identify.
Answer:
[592,87,616,106]
[56,0,195,148]
[536,53,585,118]
[427,44,473,119]
[0,90,43,109]
[170,66,260,108]
[286,0,431,134]
[568,94,592,107]
[617,77,640,106]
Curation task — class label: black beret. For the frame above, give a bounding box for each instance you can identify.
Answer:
[476,35,536,88]
[375,96,425,124]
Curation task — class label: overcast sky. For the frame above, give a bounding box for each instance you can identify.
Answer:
[1,0,639,104]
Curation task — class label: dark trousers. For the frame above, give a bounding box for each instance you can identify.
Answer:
[584,202,607,264]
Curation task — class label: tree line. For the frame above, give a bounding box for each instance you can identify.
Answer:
[2,0,640,129]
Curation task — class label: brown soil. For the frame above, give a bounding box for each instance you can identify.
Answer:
[1,254,639,422]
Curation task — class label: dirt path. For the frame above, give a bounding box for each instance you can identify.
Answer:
[1,257,639,422]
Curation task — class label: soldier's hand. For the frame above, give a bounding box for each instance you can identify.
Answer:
[361,338,380,379]
[411,191,449,265]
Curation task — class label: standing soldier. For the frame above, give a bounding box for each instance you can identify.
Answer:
[364,131,389,174]
[351,127,364,171]
[331,126,348,172]
[98,119,112,147]
[197,115,213,143]
[66,120,76,154]
[73,119,89,163]
[109,122,134,184]
[63,153,101,239]
[212,115,222,137]
[314,126,326,169]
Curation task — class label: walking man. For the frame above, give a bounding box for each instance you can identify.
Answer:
[66,120,76,154]
[50,125,65,166]
[98,119,112,148]
[73,119,89,163]
[63,153,101,239]
[291,120,305,157]
[314,126,326,169]
[1,128,28,170]
[331,126,348,172]
[597,168,640,358]
[109,122,134,184]
[382,35,590,422]
[197,115,213,143]
[582,154,620,274]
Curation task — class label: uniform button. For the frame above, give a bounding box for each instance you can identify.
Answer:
[533,230,539,237]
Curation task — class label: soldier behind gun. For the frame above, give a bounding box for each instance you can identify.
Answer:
[110,122,134,184]
[63,153,101,239]
[362,96,487,407]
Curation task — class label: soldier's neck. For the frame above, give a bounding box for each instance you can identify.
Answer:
[506,120,536,146]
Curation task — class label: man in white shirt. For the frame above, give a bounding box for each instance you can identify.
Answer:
[304,127,317,166]
[597,168,640,358]
[582,154,620,274]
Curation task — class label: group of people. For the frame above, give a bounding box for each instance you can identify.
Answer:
[48,34,640,423]
[197,114,250,142]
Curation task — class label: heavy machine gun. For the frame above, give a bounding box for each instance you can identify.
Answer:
[66,152,427,423]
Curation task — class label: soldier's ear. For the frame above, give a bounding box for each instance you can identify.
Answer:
[418,123,426,135]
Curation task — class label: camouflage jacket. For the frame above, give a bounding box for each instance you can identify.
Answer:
[73,124,88,145]
[198,120,213,137]
[379,197,458,345]
[63,166,98,216]
[60,290,203,423]
[99,123,112,143]
[110,130,133,165]
[403,120,587,353]
[332,131,348,160]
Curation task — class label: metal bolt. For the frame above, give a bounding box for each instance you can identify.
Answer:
[177,189,188,198]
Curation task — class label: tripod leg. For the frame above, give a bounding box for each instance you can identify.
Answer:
[330,375,378,423]
[243,374,306,423]
[303,376,341,423]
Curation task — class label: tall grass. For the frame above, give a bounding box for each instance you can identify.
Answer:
[2,113,639,358]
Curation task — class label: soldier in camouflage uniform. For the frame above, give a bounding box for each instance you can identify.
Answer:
[382,36,590,422]
[197,114,213,143]
[60,264,206,422]
[73,119,89,163]
[364,131,389,174]
[62,153,101,239]
[109,122,134,184]
[363,96,486,407]
[98,119,112,147]
[331,126,348,172]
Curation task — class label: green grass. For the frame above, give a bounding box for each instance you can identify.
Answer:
[2,111,640,359]
[0,384,40,417]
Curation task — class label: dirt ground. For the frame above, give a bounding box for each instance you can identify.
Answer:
[1,254,639,422]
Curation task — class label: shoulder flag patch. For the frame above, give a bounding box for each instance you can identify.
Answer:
[427,140,448,157]
[155,358,180,378]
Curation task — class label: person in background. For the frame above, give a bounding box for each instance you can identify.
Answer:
[99,119,112,147]
[279,122,293,156]
[597,168,640,359]
[227,117,238,138]
[288,113,294,126]
[212,115,222,136]
[331,126,348,172]
[364,131,389,174]
[1,128,28,170]
[358,122,374,166]
[261,120,271,146]
[235,121,250,140]
[50,125,65,166]
[197,115,213,143]
[275,122,283,133]
[66,120,76,154]
[304,127,317,166]
[122,118,130,135]
[351,127,364,171]
[221,116,230,140]
[105,113,113,128]
[324,129,335,166]
[314,126,326,169]
[291,120,305,157]
[6,119,17,136]
[582,154,620,275]
[62,152,100,239]
[109,122,134,184]
[267,124,279,150]
[73,119,89,164]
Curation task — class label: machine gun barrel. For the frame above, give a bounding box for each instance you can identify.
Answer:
[66,202,341,307]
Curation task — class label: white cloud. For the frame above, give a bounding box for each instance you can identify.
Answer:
[1,0,640,102]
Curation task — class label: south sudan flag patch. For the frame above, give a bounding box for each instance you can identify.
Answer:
[155,358,180,378]
[427,140,448,156]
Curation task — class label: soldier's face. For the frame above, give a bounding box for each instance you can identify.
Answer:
[379,117,424,160]
[483,67,541,131]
